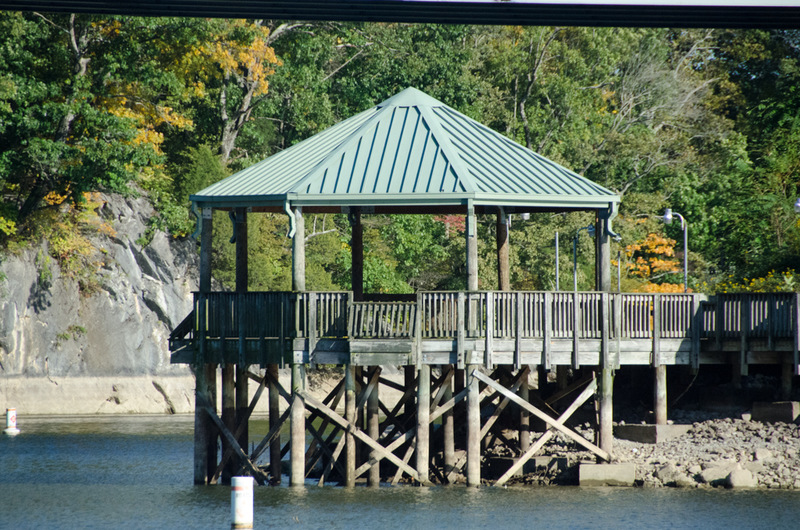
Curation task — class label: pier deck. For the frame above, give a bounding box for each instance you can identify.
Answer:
[171,290,800,372]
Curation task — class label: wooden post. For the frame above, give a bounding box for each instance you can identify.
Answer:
[596,208,614,456]
[466,364,481,487]
[290,362,306,487]
[235,208,249,460]
[654,365,667,425]
[195,207,218,485]
[443,365,455,481]
[345,364,356,488]
[653,295,667,425]
[416,364,431,483]
[350,210,363,300]
[221,364,236,483]
[496,209,509,291]
[268,363,281,484]
[598,367,613,457]
[595,209,611,292]
[292,207,305,292]
[519,368,530,454]
[367,366,381,487]
[466,204,478,291]
[404,365,415,427]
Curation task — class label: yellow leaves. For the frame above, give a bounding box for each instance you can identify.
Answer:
[193,22,282,98]
[705,269,798,294]
[44,191,69,206]
[99,84,193,156]
[0,216,16,236]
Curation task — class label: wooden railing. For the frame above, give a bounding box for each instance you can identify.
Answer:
[171,290,799,351]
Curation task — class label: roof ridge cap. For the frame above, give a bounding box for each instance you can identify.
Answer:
[286,105,388,194]
[417,104,476,194]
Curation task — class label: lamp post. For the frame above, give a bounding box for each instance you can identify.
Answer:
[573,225,595,292]
[663,208,688,293]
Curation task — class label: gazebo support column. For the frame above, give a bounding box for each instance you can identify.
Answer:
[595,209,614,456]
[292,207,305,292]
[194,207,218,485]
[466,205,478,291]
[496,209,509,291]
[350,210,363,300]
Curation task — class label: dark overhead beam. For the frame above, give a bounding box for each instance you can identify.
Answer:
[2,1,800,29]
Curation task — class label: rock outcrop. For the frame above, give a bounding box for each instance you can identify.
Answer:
[0,193,199,414]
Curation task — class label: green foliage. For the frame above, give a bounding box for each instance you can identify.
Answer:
[2,17,799,293]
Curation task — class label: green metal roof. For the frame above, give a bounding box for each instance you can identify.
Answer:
[192,87,620,212]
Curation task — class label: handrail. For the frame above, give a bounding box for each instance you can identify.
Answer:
[176,290,796,346]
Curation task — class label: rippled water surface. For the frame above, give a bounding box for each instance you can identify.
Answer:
[1,415,799,529]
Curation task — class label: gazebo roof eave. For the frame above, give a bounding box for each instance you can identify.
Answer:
[190,191,620,212]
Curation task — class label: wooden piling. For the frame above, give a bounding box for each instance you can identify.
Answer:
[235,208,249,461]
[416,364,431,483]
[598,368,614,456]
[367,366,381,487]
[345,364,356,488]
[654,365,667,425]
[443,365,455,481]
[519,368,530,454]
[290,362,306,487]
[222,364,236,482]
[194,207,217,485]
[268,363,281,484]
[467,365,481,487]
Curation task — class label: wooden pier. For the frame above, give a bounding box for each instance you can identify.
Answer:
[173,88,799,487]
[170,289,800,487]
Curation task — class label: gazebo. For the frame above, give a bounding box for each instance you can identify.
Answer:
[178,87,626,488]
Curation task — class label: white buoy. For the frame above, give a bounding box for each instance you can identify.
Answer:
[231,476,254,529]
[4,408,20,436]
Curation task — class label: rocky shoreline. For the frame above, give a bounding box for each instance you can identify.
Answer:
[509,410,800,490]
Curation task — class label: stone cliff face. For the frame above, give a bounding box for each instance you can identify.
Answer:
[0,193,199,413]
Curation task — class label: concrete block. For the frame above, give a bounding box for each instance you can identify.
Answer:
[614,424,692,444]
[579,463,635,487]
[751,401,799,424]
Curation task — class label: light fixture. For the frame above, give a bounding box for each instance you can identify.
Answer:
[662,208,688,293]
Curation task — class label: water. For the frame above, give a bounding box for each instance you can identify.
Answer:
[1,415,799,529]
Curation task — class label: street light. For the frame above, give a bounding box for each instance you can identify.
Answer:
[662,208,688,293]
[573,224,595,292]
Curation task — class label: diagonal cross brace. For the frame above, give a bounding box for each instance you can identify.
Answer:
[472,370,609,462]
[203,406,268,485]
[494,378,599,486]
[299,390,432,486]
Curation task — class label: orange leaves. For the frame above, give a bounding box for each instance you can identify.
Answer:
[624,232,679,279]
